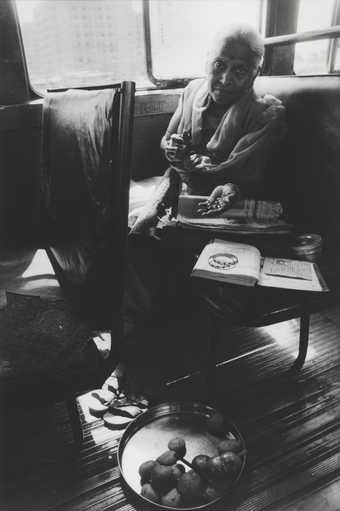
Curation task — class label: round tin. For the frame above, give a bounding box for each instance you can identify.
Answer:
[117,401,246,510]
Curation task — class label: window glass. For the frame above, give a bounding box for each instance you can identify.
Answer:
[148,0,263,79]
[294,40,330,74]
[297,0,334,32]
[16,0,149,92]
[294,0,335,74]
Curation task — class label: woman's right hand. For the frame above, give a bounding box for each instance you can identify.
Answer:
[164,134,190,163]
[165,142,187,163]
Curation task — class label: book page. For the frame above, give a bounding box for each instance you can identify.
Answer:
[262,258,313,281]
[259,257,329,292]
[191,239,261,286]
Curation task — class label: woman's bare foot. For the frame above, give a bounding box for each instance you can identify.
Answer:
[102,363,149,407]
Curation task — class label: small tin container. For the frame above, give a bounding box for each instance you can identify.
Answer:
[290,234,323,262]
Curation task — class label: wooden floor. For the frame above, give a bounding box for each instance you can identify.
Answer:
[1,302,340,511]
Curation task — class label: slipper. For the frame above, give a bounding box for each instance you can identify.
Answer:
[103,410,134,430]
[86,394,110,418]
[90,388,147,411]
[91,388,116,406]
[108,403,143,418]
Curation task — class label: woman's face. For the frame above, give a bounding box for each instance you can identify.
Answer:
[206,40,259,106]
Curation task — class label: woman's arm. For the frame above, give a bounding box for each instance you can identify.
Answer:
[160,94,183,153]
[129,168,181,235]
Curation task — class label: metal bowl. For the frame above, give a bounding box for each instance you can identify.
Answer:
[117,401,246,510]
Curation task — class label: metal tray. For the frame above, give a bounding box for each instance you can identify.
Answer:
[118,402,246,510]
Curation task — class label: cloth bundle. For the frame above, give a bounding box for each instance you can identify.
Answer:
[175,195,290,234]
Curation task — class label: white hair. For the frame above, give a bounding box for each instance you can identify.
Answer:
[210,23,265,66]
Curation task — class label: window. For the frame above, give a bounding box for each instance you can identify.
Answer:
[148,0,264,80]
[294,0,336,74]
[16,0,149,92]
[15,0,340,93]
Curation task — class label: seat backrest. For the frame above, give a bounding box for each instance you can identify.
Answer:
[254,76,340,276]
[41,82,135,327]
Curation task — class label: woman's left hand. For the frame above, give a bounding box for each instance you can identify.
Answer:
[196,183,241,216]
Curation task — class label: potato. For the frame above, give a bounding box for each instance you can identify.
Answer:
[192,454,210,476]
[157,450,178,466]
[220,451,242,477]
[141,483,160,503]
[177,469,204,506]
[138,460,156,484]
[206,455,226,480]
[150,462,176,495]
[168,437,186,458]
[161,487,182,507]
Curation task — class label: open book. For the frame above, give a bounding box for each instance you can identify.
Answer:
[175,195,292,234]
[191,239,329,292]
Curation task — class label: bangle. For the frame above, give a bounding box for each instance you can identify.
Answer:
[208,253,239,270]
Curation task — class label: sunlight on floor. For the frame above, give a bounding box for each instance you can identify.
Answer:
[259,321,318,361]
[22,249,55,278]
[78,392,122,445]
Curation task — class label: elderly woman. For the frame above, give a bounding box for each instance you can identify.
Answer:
[131,23,286,233]
[114,24,287,401]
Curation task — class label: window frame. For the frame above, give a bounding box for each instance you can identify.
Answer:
[142,0,193,89]
[263,25,340,76]
[9,0,340,104]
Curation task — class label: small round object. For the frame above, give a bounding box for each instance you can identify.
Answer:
[220,451,242,477]
[138,460,156,484]
[168,437,186,458]
[177,470,205,506]
[192,454,211,476]
[157,450,178,466]
[208,253,238,270]
[206,456,226,480]
[161,487,182,507]
[150,462,176,495]
[141,483,160,504]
